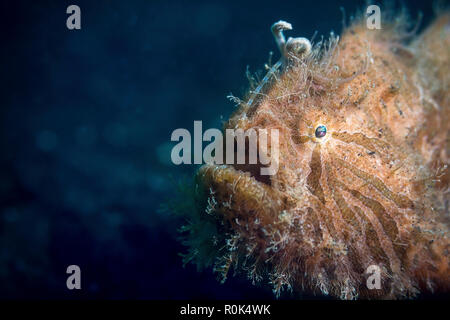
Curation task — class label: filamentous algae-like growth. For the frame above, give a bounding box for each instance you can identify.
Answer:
[179,8,450,299]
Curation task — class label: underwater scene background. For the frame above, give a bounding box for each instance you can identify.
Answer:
[0,0,439,299]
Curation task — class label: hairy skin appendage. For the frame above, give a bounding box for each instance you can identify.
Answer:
[174,7,450,299]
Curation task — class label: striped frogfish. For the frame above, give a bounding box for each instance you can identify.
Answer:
[178,8,450,299]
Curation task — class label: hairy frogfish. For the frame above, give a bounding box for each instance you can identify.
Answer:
[177,7,450,299]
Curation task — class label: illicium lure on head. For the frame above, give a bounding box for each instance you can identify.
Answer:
[179,7,450,299]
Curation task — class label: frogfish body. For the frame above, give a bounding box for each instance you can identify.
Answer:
[179,9,450,299]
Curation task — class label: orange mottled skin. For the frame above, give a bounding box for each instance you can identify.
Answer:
[181,12,450,299]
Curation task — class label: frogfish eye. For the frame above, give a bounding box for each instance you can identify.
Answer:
[315,125,327,138]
